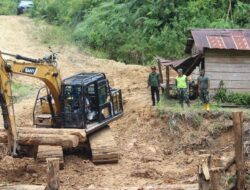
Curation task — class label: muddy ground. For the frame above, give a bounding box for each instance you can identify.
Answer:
[0,16,246,189]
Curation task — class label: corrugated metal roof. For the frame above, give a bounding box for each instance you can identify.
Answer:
[157,54,201,76]
[190,29,250,53]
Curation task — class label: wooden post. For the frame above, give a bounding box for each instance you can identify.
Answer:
[233,112,245,190]
[210,168,224,190]
[157,59,163,84]
[166,65,170,98]
[46,158,60,190]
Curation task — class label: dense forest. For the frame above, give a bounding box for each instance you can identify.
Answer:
[1,0,250,64]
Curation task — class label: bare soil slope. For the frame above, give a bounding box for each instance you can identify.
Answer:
[0,16,235,189]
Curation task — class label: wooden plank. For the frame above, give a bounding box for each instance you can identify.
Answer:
[233,112,245,190]
[210,80,250,89]
[207,72,250,81]
[206,63,250,73]
[0,185,45,190]
[17,133,79,148]
[206,56,250,64]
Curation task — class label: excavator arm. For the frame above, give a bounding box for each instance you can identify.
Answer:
[0,51,62,154]
[2,52,62,114]
[0,54,17,154]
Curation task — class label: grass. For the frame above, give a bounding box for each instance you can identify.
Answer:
[31,20,72,46]
[157,95,250,115]
[12,81,37,102]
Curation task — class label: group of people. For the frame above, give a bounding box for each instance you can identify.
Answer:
[148,66,210,111]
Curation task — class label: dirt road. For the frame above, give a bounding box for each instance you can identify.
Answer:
[0,16,211,189]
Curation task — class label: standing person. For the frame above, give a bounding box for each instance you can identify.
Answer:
[197,70,210,111]
[175,68,190,108]
[148,66,160,106]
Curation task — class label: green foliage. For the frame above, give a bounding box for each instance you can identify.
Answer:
[30,0,250,64]
[214,80,250,105]
[0,0,19,15]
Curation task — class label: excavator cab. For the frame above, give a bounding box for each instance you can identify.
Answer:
[60,73,123,132]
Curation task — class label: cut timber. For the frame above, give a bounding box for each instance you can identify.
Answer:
[0,184,45,190]
[17,133,79,148]
[89,126,119,164]
[18,127,86,142]
[37,145,64,169]
[46,158,60,190]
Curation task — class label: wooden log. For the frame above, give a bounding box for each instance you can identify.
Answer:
[17,133,79,148]
[46,158,60,190]
[18,127,86,142]
[37,145,64,169]
[233,112,245,190]
[0,184,45,190]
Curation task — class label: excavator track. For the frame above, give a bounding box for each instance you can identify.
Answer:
[89,125,119,164]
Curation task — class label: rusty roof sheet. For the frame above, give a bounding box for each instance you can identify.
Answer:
[157,54,201,76]
[190,29,250,52]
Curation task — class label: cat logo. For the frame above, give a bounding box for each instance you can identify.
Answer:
[22,67,37,75]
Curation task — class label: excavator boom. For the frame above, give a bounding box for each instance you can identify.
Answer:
[0,54,17,154]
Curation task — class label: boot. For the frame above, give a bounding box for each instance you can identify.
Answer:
[206,103,210,111]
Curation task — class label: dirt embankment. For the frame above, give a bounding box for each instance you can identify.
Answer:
[0,16,239,189]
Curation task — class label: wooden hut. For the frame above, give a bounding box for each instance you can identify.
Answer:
[186,29,250,93]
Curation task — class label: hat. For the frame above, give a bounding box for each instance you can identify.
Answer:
[177,68,183,73]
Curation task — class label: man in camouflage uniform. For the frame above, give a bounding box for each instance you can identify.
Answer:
[148,66,160,106]
[197,70,210,111]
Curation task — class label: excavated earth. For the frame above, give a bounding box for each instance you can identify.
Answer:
[0,16,247,189]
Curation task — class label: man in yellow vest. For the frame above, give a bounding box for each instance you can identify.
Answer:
[175,68,190,108]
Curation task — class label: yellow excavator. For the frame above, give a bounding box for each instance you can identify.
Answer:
[0,50,123,164]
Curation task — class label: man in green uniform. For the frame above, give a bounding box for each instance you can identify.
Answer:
[148,66,160,106]
[175,68,190,108]
[197,70,210,111]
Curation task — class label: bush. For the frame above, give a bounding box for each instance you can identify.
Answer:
[30,0,250,64]
[214,80,250,105]
[0,0,19,15]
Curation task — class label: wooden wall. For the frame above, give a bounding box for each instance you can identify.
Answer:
[205,49,250,92]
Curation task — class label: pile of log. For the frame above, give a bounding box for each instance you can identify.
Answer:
[0,127,86,148]
[198,154,236,190]
[198,112,246,190]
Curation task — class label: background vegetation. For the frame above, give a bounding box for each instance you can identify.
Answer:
[1,0,250,65]
[0,0,19,15]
